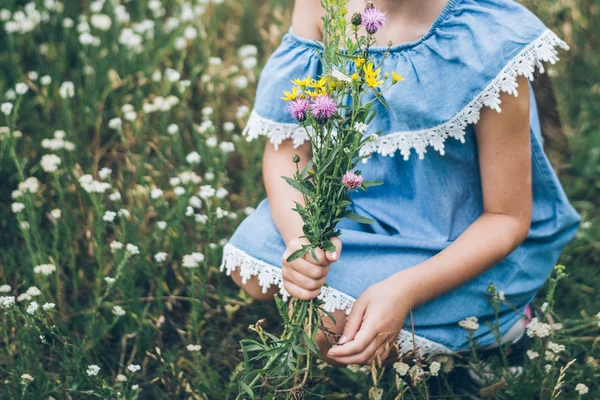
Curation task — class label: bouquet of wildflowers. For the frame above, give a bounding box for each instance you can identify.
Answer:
[237,1,403,397]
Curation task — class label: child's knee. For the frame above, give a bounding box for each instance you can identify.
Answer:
[229,267,278,301]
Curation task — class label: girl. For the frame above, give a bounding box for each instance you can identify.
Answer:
[220,0,580,367]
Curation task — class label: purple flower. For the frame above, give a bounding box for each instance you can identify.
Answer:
[342,171,363,190]
[286,97,310,122]
[310,94,337,123]
[361,7,386,34]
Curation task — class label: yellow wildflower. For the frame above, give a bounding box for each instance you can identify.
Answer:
[292,76,311,88]
[352,73,359,81]
[281,86,299,101]
[363,62,383,87]
[308,77,327,90]
[354,57,366,67]
[392,71,405,83]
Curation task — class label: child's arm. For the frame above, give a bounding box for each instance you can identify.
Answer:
[263,0,337,301]
[327,75,533,365]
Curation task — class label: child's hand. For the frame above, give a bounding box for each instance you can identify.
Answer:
[326,273,413,365]
[281,237,342,301]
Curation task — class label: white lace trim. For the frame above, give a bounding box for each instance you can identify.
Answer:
[220,242,454,359]
[241,29,568,160]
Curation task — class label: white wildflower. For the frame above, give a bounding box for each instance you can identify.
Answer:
[26,301,39,314]
[186,151,201,164]
[223,121,235,132]
[59,81,75,99]
[34,264,56,275]
[11,202,25,214]
[544,364,552,373]
[109,191,121,201]
[103,210,117,222]
[110,241,123,251]
[150,188,163,199]
[87,365,100,376]
[195,214,208,224]
[393,362,409,376]
[156,221,167,230]
[108,117,122,129]
[1,102,13,116]
[40,75,52,85]
[527,350,539,360]
[98,167,112,180]
[167,124,179,135]
[17,293,32,302]
[21,373,34,385]
[90,13,111,31]
[575,383,589,395]
[219,141,235,153]
[19,177,40,193]
[104,277,115,284]
[215,187,228,199]
[118,209,130,218]
[11,189,23,199]
[15,82,29,95]
[40,154,62,172]
[0,296,15,308]
[26,286,41,296]
[154,252,168,263]
[189,196,202,209]
[127,364,141,373]
[42,302,55,310]
[0,284,11,293]
[116,374,127,382]
[458,316,480,331]
[198,185,215,200]
[174,186,185,196]
[187,344,202,352]
[50,208,62,219]
[547,341,565,354]
[126,243,139,255]
[182,252,205,268]
[112,305,126,316]
[526,317,552,338]
[20,221,30,230]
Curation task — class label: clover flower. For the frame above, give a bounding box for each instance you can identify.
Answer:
[310,94,337,123]
[286,97,310,122]
[342,171,363,190]
[361,5,386,34]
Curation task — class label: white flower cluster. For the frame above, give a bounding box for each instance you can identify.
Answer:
[34,263,56,275]
[458,316,480,331]
[187,344,202,352]
[182,252,205,268]
[0,296,16,308]
[112,305,126,316]
[18,177,40,194]
[526,317,552,338]
[87,364,100,376]
[16,286,41,302]
[41,130,75,152]
[142,95,180,113]
[40,154,62,173]
[79,174,111,193]
[154,252,168,263]
[3,2,49,34]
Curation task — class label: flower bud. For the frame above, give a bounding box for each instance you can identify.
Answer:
[292,154,301,163]
[351,12,362,26]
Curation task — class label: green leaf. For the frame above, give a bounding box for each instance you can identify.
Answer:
[238,382,255,399]
[346,212,376,224]
[282,176,314,196]
[286,246,310,262]
[369,87,390,109]
[361,180,383,188]
[316,146,340,175]
[299,159,314,178]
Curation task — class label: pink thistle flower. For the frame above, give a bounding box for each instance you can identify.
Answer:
[286,98,310,122]
[310,94,337,123]
[342,171,363,190]
[361,7,387,34]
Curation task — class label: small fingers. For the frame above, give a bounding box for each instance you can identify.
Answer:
[282,267,326,291]
[291,257,330,280]
[282,280,321,301]
[329,337,379,365]
[325,237,343,263]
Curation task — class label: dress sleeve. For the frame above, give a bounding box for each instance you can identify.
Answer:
[242,29,323,150]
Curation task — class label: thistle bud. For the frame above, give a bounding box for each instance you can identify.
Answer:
[351,12,362,27]
[292,154,301,163]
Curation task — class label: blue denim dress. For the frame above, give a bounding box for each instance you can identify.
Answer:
[220,0,580,357]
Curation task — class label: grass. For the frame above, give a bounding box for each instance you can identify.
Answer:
[0,0,598,398]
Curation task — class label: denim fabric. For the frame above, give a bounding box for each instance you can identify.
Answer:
[225,0,580,352]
